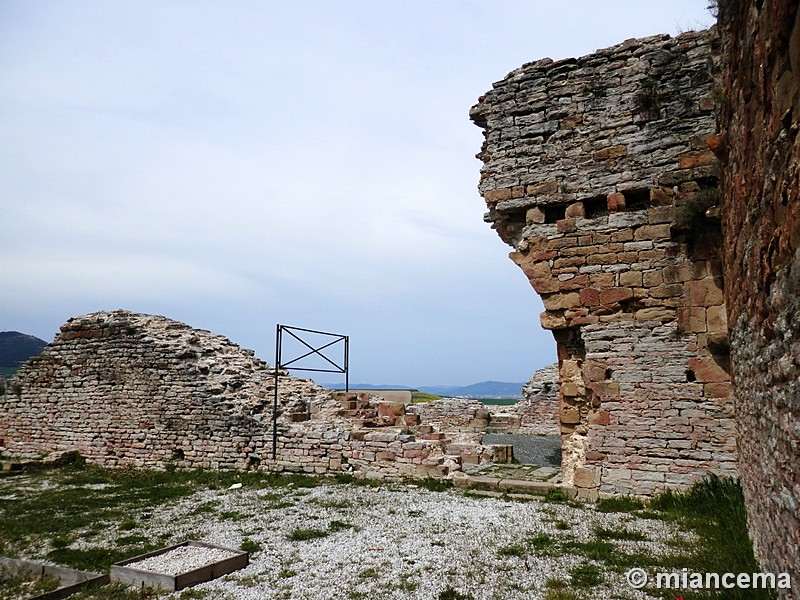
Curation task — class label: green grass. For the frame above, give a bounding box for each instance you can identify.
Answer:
[287,527,329,541]
[495,476,772,600]
[476,398,520,406]
[0,462,331,570]
[410,391,442,403]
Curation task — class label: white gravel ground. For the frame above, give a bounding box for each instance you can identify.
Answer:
[118,482,690,600]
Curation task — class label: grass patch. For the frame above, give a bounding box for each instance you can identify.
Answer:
[328,520,354,533]
[595,495,646,513]
[438,586,473,600]
[568,563,603,587]
[411,391,442,403]
[593,526,647,541]
[287,527,329,541]
[240,538,262,554]
[413,478,452,493]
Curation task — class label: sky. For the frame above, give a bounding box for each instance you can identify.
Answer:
[0,1,715,387]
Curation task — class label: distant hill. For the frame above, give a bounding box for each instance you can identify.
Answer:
[0,331,48,369]
[417,381,525,399]
[320,380,525,399]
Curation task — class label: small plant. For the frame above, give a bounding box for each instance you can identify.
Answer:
[438,586,473,600]
[415,478,452,492]
[118,519,138,531]
[178,589,210,599]
[277,567,297,579]
[593,526,647,541]
[543,488,569,503]
[328,520,354,533]
[568,563,603,587]
[358,567,379,579]
[596,495,646,513]
[240,538,262,554]
[287,527,329,541]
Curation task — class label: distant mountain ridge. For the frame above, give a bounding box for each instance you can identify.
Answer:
[0,331,48,368]
[321,380,525,399]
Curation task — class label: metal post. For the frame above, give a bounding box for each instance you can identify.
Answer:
[345,336,350,392]
[273,324,280,461]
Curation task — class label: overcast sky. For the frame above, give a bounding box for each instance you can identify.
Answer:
[0,1,714,386]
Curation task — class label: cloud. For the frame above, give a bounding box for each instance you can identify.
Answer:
[0,0,714,384]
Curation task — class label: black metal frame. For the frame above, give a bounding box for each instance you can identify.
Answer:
[272,324,349,459]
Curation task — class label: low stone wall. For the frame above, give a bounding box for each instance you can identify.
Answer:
[0,311,511,480]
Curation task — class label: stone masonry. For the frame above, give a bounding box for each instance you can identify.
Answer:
[515,362,560,435]
[471,29,737,497]
[717,0,800,591]
[0,310,511,480]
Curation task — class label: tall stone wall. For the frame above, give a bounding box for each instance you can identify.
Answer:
[717,0,800,588]
[471,29,737,497]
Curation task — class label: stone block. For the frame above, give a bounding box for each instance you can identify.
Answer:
[635,307,676,322]
[561,406,581,424]
[607,193,626,212]
[530,277,560,294]
[565,202,585,218]
[634,224,671,241]
[526,179,558,195]
[599,287,633,305]
[706,305,727,333]
[377,402,406,417]
[651,284,683,299]
[540,312,567,330]
[685,278,724,306]
[484,188,512,203]
[619,270,643,287]
[703,382,731,398]
[678,307,707,332]
[650,187,674,206]
[543,293,581,310]
[556,218,577,233]
[648,206,675,223]
[561,383,579,397]
[678,149,717,168]
[594,145,627,160]
[688,357,729,383]
[573,466,600,488]
[526,207,546,223]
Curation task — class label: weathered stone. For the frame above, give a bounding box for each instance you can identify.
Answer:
[471,28,736,499]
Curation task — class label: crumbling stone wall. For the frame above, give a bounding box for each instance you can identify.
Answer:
[471,29,737,496]
[0,310,325,469]
[0,310,509,480]
[515,363,560,435]
[717,0,800,587]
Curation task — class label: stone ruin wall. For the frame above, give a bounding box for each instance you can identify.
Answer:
[718,0,800,586]
[471,29,737,497]
[0,310,509,480]
[516,362,560,435]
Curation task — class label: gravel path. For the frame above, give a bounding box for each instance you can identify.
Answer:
[481,434,561,467]
[101,482,683,599]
